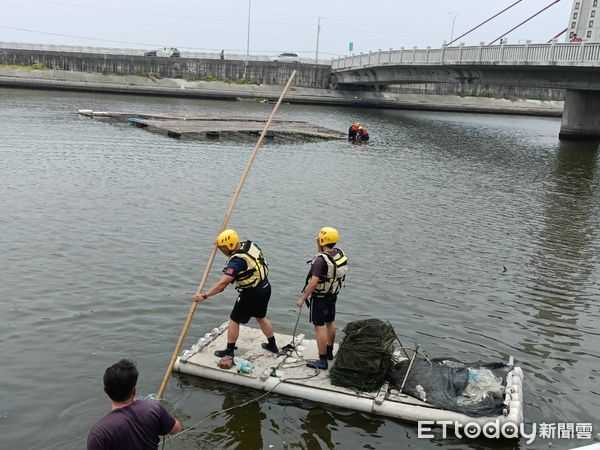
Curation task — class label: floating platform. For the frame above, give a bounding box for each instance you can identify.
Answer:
[173,323,524,428]
[77,110,346,141]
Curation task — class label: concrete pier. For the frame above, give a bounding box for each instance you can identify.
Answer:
[559,90,600,141]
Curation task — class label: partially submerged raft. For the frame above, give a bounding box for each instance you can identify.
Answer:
[77,110,346,140]
[173,323,524,428]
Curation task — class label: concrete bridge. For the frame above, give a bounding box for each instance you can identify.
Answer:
[332,42,600,140]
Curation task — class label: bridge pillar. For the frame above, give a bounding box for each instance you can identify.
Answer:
[559,90,600,141]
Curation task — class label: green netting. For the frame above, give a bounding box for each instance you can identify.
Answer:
[329,318,396,392]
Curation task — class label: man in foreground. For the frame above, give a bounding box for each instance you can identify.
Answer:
[87,359,181,450]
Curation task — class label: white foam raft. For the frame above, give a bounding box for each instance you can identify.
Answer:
[173,323,524,428]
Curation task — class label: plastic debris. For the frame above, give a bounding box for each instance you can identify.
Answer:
[234,357,255,374]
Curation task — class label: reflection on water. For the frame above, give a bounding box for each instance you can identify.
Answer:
[0,89,599,450]
[176,377,388,450]
[520,141,600,425]
[200,389,266,450]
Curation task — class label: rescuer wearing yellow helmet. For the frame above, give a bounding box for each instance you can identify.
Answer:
[194,229,278,358]
[296,227,348,370]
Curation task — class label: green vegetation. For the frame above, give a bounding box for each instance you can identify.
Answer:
[101,69,126,76]
[185,74,260,86]
[234,77,260,86]
[202,74,231,83]
[525,93,551,102]
[133,70,160,82]
[456,90,551,102]
[1,63,48,71]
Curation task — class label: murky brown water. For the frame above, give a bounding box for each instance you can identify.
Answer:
[0,88,598,449]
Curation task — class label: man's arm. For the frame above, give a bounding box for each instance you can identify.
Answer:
[169,418,182,435]
[193,274,234,302]
[296,276,319,307]
[87,429,107,450]
[155,402,182,436]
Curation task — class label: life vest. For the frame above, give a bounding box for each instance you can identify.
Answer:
[307,249,348,296]
[228,241,269,289]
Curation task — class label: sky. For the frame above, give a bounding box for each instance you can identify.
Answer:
[0,0,574,58]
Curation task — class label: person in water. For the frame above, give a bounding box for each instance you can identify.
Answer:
[87,359,182,450]
[348,122,360,141]
[356,126,369,142]
[194,229,278,358]
[296,227,348,370]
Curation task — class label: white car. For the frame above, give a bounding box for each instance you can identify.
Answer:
[144,47,181,57]
[271,52,300,63]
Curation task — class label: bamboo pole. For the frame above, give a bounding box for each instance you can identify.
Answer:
[157,70,297,400]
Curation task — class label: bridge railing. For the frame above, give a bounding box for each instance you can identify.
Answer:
[332,41,600,70]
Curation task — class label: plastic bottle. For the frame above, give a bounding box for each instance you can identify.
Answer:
[234,357,255,374]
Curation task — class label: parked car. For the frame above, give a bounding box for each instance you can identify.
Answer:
[271,52,300,63]
[144,47,180,57]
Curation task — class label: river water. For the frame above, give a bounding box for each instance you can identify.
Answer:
[0,88,599,450]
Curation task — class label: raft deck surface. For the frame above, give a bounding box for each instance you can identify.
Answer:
[77,110,346,140]
[173,324,524,427]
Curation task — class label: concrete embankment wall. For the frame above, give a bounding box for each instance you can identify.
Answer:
[0,48,332,88]
[386,83,566,101]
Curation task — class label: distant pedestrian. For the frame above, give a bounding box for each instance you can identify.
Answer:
[87,359,181,450]
[220,49,225,60]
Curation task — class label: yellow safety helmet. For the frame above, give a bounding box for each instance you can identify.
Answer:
[217,229,239,250]
[318,227,339,247]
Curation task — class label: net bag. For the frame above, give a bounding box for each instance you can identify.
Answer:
[329,318,396,392]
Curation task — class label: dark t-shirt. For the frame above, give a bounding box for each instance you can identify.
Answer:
[309,249,342,278]
[87,400,176,450]
[223,256,247,280]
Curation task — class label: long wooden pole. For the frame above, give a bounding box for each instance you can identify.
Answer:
[157,70,297,400]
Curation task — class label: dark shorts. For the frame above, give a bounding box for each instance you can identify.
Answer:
[309,293,337,326]
[230,279,271,324]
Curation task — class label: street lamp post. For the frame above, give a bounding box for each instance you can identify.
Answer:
[447,12,458,43]
[315,17,322,63]
[244,0,251,79]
